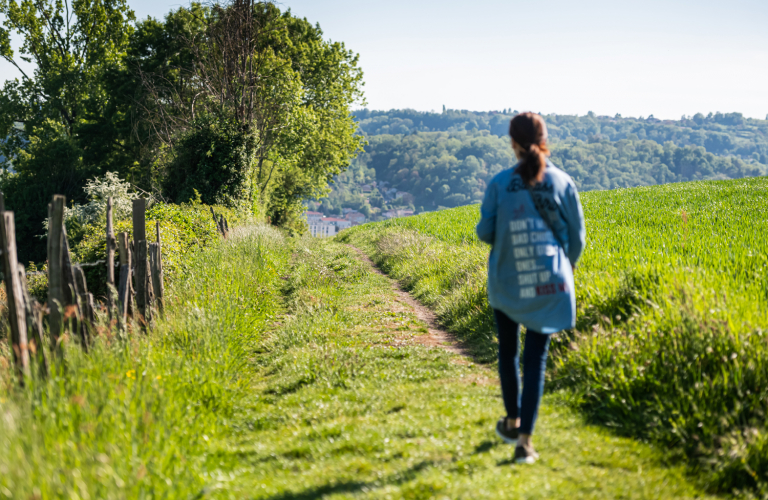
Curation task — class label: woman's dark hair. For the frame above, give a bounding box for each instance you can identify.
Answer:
[509,112,550,185]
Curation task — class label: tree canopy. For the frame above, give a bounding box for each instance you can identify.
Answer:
[0,0,364,260]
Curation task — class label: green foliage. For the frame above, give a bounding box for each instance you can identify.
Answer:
[0,1,364,261]
[163,117,255,208]
[0,119,94,262]
[316,109,768,217]
[0,0,136,261]
[0,225,287,497]
[71,199,243,299]
[340,176,768,495]
[328,129,766,216]
[356,109,768,162]
[256,8,366,229]
[0,0,135,139]
[212,238,714,499]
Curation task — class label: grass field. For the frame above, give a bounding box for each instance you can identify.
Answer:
[0,225,289,497]
[1,177,765,497]
[207,239,715,499]
[339,176,768,496]
[0,226,719,498]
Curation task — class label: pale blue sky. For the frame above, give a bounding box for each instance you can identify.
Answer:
[3,0,767,119]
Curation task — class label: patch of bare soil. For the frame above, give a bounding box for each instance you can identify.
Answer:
[347,245,473,359]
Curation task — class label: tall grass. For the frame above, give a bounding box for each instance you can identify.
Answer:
[339,176,768,495]
[0,225,287,498]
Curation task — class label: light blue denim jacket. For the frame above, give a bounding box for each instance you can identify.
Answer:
[476,161,586,333]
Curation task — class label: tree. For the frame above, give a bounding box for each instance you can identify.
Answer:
[0,0,135,142]
[0,0,135,261]
[136,2,365,226]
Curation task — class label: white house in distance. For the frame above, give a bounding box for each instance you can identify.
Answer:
[324,217,352,230]
[305,210,362,237]
[305,211,323,223]
[309,222,336,237]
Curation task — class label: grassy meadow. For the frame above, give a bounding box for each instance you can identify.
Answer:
[207,239,714,499]
[339,176,768,496]
[0,221,719,498]
[0,225,289,498]
[0,176,765,497]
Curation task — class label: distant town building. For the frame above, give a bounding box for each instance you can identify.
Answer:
[309,222,336,237]
[323,217,352,230]
[361,184,372,193]
[305,210,365,236]
[305,211,323,223]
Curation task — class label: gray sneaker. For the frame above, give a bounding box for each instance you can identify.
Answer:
[495,417,519,444]
[514,443,539,464]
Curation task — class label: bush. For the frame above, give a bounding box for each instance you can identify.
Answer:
[162,117,255,209]
[71,199,244,300]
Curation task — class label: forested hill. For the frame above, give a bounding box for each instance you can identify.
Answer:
[309,109,768,216]
[356,109,768,161]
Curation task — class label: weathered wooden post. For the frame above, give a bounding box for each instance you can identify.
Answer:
[117,232,132,328]
[73,265,92,350]
[1,210,30,381]
[133,199,153,326]
[106,196,117,315]
[151,221,165,315]
[62,226,80,315]
[210,206,219,232]
[218,214,226,238]
[19,269,48,378]
[48,195,66,357]
[135,240,153,326]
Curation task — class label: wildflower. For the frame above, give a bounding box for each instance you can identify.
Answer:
[126,370,136,379]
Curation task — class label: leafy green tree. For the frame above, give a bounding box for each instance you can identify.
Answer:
[0,0,135,260]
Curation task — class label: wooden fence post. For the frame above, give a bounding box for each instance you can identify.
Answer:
[117,232,132,329]
[133,199,150,325]
[62,226,80,315]
[19,269,48,378]
[73,265,92,350]
[135,240,154,327]
[210,206,219,231]
[151,221,165,315]
[106,196,116,316]
[1,211,30,381]
[218,215,226,238]
[48,195,66,357]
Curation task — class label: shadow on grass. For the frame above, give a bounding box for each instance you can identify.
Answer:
[263,461,431,500]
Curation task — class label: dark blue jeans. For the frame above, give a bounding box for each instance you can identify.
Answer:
[494,309,551,435]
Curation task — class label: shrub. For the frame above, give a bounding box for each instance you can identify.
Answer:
[162,117,255,209]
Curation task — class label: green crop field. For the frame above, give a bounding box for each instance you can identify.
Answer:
[340,176,768,496]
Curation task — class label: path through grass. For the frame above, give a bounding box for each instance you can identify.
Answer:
[338,176,768,496]
[210,238,716,499]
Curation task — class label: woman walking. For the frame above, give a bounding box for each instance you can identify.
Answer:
[476,112,586,464]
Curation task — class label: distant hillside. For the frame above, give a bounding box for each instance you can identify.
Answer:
[356,109,768,162]
[307,109,768,217]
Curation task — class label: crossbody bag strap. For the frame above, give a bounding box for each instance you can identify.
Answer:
[523,180,566,251]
